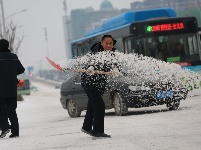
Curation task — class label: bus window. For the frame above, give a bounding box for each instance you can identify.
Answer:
[136,38,146,55]
[135,36,165,60]
[188,36,199,55]
[115,37,124,53]
[124,38,133,54]
[72,47,78,57]
[147,37,162,59]
[84,45,91,54]
[77,47,84,56]
[198,31,201,60]
[165,34,200,64]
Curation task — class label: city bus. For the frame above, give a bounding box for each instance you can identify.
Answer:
[70,8,201,74]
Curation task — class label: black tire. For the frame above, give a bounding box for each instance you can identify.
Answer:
[113,92,128,116]
[179,88,188,100]
[166,99,180,110]
[67,99,81,118]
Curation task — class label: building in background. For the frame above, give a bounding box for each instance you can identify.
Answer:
[131,0,201,27]
[70,0,121,40]
[63,0,131,41]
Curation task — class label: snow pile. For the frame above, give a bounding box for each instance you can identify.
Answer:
[65,51,201,91]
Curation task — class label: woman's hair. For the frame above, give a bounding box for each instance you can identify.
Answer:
[101,34,117,45]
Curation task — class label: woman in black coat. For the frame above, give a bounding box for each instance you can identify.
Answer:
[81,35,120,138]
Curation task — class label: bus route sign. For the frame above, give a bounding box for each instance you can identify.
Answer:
[146,22,185,33]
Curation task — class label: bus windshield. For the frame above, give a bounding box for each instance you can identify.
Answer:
[135,33,201,66]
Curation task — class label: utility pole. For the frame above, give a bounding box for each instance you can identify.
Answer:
[0,0,7,39]
[44,28,50,70]
[63,0,67,15]
[63,0,71,60]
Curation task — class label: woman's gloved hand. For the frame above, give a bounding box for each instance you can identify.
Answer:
[111,68,122,77]
[87,66,95,75]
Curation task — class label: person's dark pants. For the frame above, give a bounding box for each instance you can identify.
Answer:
[0,108,10,131]
[0,97,19,135]
[82,85,105,134]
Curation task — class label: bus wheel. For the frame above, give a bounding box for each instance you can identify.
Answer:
[113,92,128,116]
[67,99,81,118]
[166,99,180,110]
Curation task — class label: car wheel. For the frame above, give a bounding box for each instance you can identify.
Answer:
[67,99,81,118]
[179,88,188,100]
[113,92,128,116]
[166,99,180,110]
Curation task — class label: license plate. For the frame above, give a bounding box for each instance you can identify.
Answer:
[156,91,173,99]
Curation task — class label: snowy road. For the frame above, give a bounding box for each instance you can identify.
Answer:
[1,80,201,150]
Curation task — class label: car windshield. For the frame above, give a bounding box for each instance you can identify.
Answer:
[120,57,152,76]
[118,55,177,84]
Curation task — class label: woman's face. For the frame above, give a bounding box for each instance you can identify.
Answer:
[101,37,114,51]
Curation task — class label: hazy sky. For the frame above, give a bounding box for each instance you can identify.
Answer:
[3,0,138,71]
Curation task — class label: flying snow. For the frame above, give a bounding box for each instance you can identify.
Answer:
[64,51,201,91]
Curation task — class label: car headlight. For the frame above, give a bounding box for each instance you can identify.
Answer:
[141,86,151,91]
[128,85,151,91]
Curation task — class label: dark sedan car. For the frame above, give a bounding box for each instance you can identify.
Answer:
[60,70,188,118]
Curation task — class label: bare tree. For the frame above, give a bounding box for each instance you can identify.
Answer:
[0,20,25,55]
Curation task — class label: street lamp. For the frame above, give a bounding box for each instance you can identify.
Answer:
[5,9,28,21]
[0,0,7,39]
[0,0,27,39]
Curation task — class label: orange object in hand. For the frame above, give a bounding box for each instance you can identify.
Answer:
[18,80,24,87]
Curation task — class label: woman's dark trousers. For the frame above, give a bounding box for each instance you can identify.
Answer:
[82,86,105,134]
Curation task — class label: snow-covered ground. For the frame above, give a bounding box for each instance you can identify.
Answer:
[1,80,201,150]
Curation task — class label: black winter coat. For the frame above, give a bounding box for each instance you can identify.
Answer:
[0,49,25,97]
[81,43,119,95]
